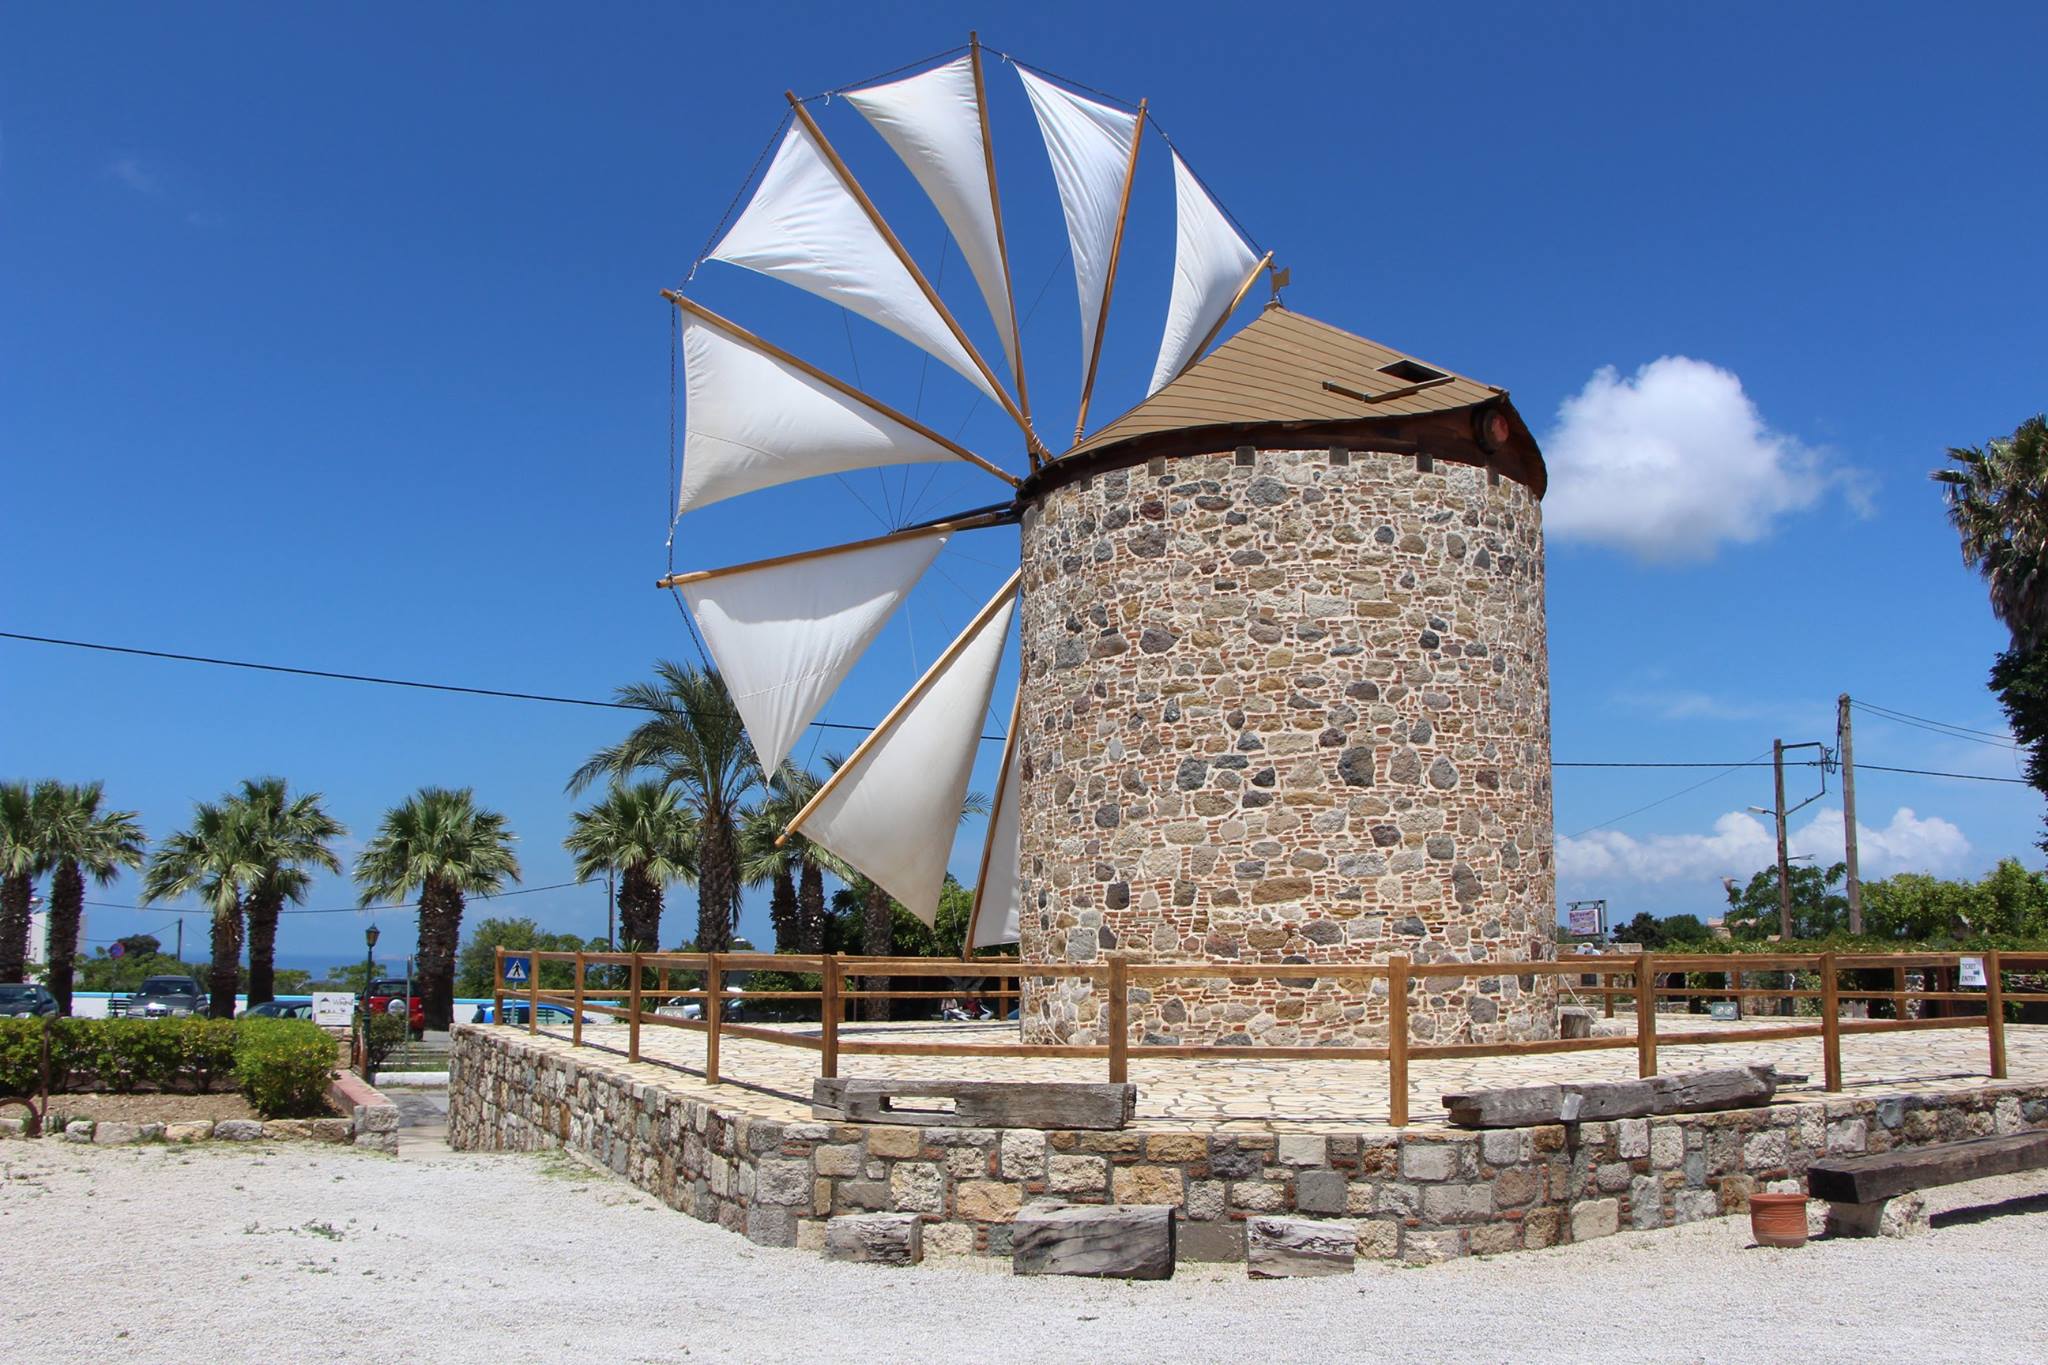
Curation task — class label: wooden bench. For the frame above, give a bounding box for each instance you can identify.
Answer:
[813,1077,1137,1130]
[1806,1129,2048,1236]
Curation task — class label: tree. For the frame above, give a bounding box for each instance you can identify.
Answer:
[1723,861,1850,941]
[562,781,696,952]
[233,777,345,1007]
[0,781,48,983]
[455,917,603,997]
[41,781,146,1015]
[1934,415,2048,649]
[1989,646,2048,844]
[1611,911,1713,949]
[569,663,759,953]
[740,763,848,955]
[143,796,257,1019]
[355,788,521,1031]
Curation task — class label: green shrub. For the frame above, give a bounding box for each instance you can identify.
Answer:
[0,1018,96,1097]
[361,1011,408,1072]
[90,1019,190,1092]
[231,1018,337,1118]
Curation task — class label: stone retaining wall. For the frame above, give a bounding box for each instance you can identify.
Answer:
[448,1025,2048,1264]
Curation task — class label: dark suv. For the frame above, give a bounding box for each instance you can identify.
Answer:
[123,975,205,1018]
[364,978,425,1036]
[0,983,58,1016]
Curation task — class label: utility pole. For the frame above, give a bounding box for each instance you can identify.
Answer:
[1773,738,1792,940]
[176,917,183,963]
[1839,693,1862,934]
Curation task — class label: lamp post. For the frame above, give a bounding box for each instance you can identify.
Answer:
[356,924,380,1071]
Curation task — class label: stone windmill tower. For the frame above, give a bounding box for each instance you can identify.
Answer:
[659,39,1556,1049]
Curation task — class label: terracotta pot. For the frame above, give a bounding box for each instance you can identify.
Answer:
[1749,1192,1809,1248]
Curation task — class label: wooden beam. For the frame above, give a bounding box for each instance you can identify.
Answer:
[1072,99,1145,445]
[782,94,1046,459]
[663,291,1020,488]
[969,33,1034,458]
[781,567,1022,844]
[656,512,1004,589]
[960,686,1023,957]
[1168,251,1273,388]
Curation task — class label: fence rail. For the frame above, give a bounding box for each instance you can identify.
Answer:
[491,947,2037,1127]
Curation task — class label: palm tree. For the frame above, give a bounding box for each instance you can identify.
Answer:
[42,781,146,1015]
[144,796,258,1019]
[1934,415,2048,648]
[0,781,48,983]
[739,763,847,955]
[563,781,697,951]
[235,778,346,1007]
[569,663,759,953]
[354,788,520,1030]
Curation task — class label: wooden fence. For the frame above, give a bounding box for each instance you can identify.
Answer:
[491,947,2043,1127]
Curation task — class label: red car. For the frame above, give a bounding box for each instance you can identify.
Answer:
[364,978,426,1037]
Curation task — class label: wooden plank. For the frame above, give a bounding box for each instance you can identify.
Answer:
[1821,950,1841,1092]
[1388,953,1409,1128]
[1636,956,1657,1078]
[1443,1065,1781,1128]
[1012,1204,1174,1280]
[1807,1131,2048,1205]
[1107,955,1129,1085]
[824,1212,922,1266]
[705,953,722,1085]
[572,952,585,1048]
[812,1078,1136,1130]
[1987,948,2007,1080]
[1247,1217,1356,1278]
[820,953,840,1080]
[628,952,642,1063]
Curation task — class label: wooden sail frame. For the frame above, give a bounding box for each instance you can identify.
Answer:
[779,566,1022,847]
[969,33,1034,466]
[1071,97,1146,446]
[663,291,1021,490]
[960,684,1023,957]
[1167,250,1275,388]
[783,94,1048,461]
[655,512,1007,590]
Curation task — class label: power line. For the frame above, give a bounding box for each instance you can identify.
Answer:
[1565,749,1772,840]
[1852,699,2019,750]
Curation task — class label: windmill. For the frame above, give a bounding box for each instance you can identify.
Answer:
[658,38,1273,956]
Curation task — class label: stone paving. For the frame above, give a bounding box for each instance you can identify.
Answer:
[522,1014,2044,1132]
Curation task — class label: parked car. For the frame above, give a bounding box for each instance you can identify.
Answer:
[363,978,425,1036]
[239,998,313,1021]
[0,983,58,1017]
[652,988,745,1023]
[470,1001,602,1026]
[122,975,206,1018]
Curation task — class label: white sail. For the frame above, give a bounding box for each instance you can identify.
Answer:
[677,310,959,513]
[801,588,1016,926]
[708,118,1000,401]
[846,56,1019,386]
[1148,150,1261,393]
[968,721,1023,948]
[1016,68,1138,382]
[680,532,949,776]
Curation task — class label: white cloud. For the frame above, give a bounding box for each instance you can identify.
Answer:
[107,154,161,194]
[1559,805,1969,886]
[1542,356,1862,562]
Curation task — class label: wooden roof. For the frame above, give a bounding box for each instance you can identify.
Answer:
[1059,305,1542,492]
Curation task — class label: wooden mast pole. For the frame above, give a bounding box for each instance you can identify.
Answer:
[663,291,1019,488]
[1072,99,1146,445]
[969,33,1036,469]
[1168,250,1274,388]
[783,93,1046,460]
[781,568,1022,845]
[960,687,1025,958]
[656,513,1007,590]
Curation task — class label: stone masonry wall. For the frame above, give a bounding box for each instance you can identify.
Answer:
[449,1026,2048,1265]
[1015,447,1554,1046]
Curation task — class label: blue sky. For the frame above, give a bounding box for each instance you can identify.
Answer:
[4,1,2045,966]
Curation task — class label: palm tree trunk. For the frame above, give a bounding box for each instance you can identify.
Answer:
[207,895,243,1020]
[697,809,738,952]
[245,886,282,1007]
[417,876,463,1032]
[861,880,893,1022]
[769,867,799,953]
[619,864,662,950]
[0,872,31,983]
[47,861,85,1016]
[798,862,826,955]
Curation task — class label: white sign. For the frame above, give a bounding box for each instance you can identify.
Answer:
[1959,956,1987,989]
[1567,903,1602,936]
[312,992,357,1027]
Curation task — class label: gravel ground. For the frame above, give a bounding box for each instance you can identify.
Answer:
[5,1140,2047,1363]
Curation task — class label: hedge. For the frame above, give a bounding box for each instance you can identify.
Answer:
[0,1017,339,1118]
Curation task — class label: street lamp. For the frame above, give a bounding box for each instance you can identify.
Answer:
[362,925,380,999]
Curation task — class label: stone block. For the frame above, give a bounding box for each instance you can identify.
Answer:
[1112,1164,1184,1205]
[1617,1119,1649,1159]
[867,1126,925,1159]
[1826,1119,1868,1155]
[1743,1131,1788,1170]
[1672,1189,1722,1224]
[834,1178,890,1212]
[310,1119,353,1144]
[755,1158,814,1208]
[944,1146,989,1179]
[1522,1206,1563,1249]
[1048,1154,1108,1195]
[262,1120,313,1141]
[1401,1229,1467,1264]
[213,1119,265,1142]
[1145,1133,1206,1163]
[1825,1193,1930,1239]
[1276,1133,1328,1166]
[1468,1222,1520,1256]
[1294,1169,1348,1214]
[1230,1181,1288,1212]
[1480,1129,1527,1167]
[0,1117,24,1139]
[1421,1183,1494,1223]
[93,1121,143,1146]
[746,1206,797,1247]
[924,1221,976,1257]
[1000,1130,1047,1179]
[64,1121,94,1143]
[1355,1219,1400,1259]
[824,1212,922,1266]
[1629,1175,1664,1229]
[1492,1166,1543,1208]
[1570,1198,1620,1242]
[1650,1125,1684,1169]
[1185,1179,1226,1220]
[816,1143,863,1177]
[1177,1218,1246,1262]
[1400,1143,1458,1181]
[1248,1217,1356,1277]
[888,1161,946,1213]
[956,1180,1024,1222]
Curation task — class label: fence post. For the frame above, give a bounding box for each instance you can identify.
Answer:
[820,953,840,1081]
[706,953,723,1086]
[1635,954,1657,1078]
[1387,955,1409,1128]
[1106,954,1129,1085]
[1893,964,1909,1021]
[1986,948,2007,1080]
[528,948,541,1035]
[628,952,643,1063]
[493,946,504,1025]
[1820,951,1841,1092]
[573,952,586,1048]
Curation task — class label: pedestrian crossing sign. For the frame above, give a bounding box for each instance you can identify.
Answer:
[503,955,531,984]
